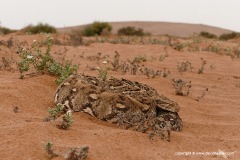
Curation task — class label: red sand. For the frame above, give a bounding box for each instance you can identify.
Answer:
[0,34,239,160]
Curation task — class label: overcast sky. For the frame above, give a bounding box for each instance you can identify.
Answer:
[0,0,239,31]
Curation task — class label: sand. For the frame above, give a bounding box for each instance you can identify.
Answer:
[0,33,239,160]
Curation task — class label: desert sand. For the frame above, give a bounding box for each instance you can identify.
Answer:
[0,33,240,160]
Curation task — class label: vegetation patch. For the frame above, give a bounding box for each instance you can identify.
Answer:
[199,31,217,39]
[82,21,112,36]
[219,32,239,40]
[118,26,149,36]
[21,23,57,34]
[0,26,15,35]
[18,35,78,84]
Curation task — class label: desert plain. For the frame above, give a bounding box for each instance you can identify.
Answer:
[0,24,240,160]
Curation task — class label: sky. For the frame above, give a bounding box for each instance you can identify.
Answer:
[0,0,239,31]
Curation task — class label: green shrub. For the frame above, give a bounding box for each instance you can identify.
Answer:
[117,26,146,36]
[82,21,112,36]
[18,35,78,84]
[22,23,57,34]
[48,104,63,120]
[199,31,217,39]
[219,32,239,40]
[0,26,15,35]
[57,112,74,130]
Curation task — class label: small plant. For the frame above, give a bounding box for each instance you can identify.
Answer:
[172,79,191,96]
[159,53,168,62]
[0,57,15,71]
[44,141,57,158]
[21,23,57,34]
[65,146,89,160]
[0,37,14,48]
[52,60,78,84]
[177,61,193,73]
[111,51,120,71]
[198,58,206,74]
[97,61,110,81]
[161,68,170,78]
[57,111,74,130]
[134,54,147,62]
[48,104,63,120]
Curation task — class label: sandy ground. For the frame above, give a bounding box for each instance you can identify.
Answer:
[0,34,240,160]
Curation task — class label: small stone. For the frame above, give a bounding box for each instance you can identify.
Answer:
[64,82,70,86]
[89,94,98,100]
[72,88,77,92]
[116,103,126,109]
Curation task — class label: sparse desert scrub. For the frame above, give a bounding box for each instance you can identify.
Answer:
[219,32,239,40]
[0,57,15,72]
[199,31,217,39]
[0,26,15,35]
[177,61,193,73]
[172,42,189,51]
[21,23,57,34]
[0,37,14,48]
[111,51,121,71]
[17,35,78,83]
[117,26,149,36]
[139,67,170,78]
[43,141,88,160]
[134,54,147,62]
[82,36,170,46]
[204,44,221,54]
[82,21,112,36]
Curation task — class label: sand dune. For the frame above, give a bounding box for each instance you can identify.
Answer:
[58,21,233,37]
